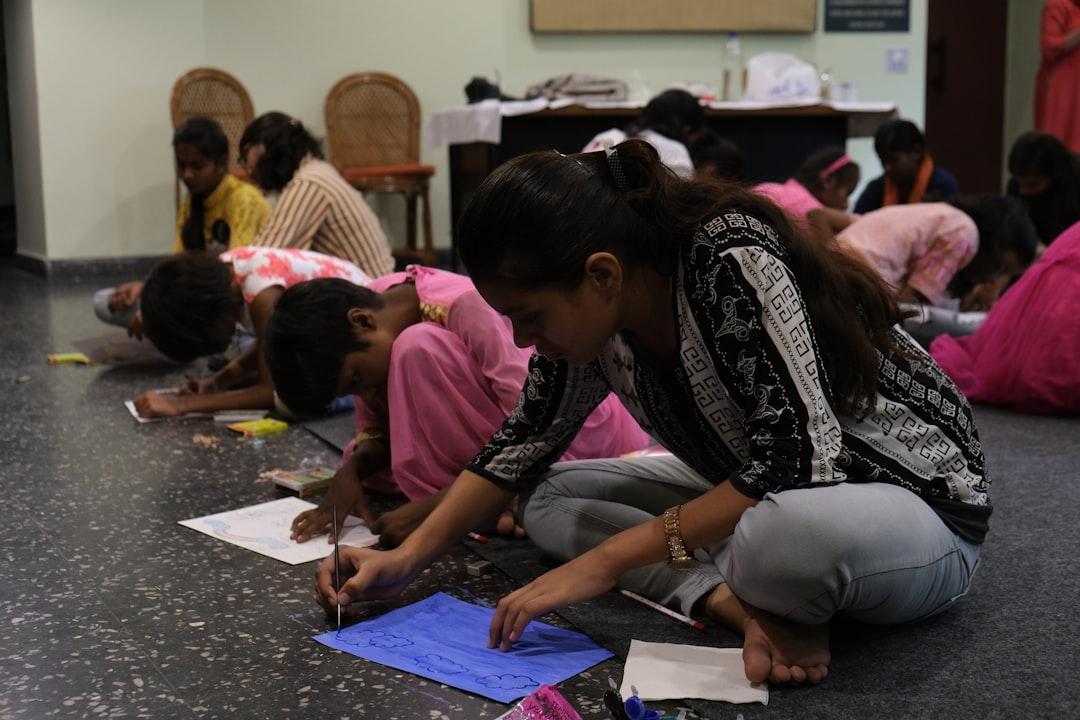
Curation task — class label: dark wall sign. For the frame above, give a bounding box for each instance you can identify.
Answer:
[825,0,910,32]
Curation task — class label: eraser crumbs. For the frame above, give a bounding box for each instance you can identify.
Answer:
[466,560,492,577]
[192,434,221,449]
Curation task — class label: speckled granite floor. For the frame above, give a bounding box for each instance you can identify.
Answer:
[3,263,1079,720]
[0,265,688,720]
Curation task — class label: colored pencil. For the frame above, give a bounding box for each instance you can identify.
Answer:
[619,588,705,632]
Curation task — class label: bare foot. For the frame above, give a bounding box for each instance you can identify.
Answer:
[495,509,526,538]
[494,496,526,538]
[700,583,831,686]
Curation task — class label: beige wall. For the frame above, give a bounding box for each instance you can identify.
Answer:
[3,0,992,265]
[1005,1,1043,186]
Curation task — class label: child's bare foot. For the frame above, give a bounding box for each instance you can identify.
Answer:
[700,583,831,686]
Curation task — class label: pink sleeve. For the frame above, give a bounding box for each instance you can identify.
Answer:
[444,292,531,412]
[754,180,820,229]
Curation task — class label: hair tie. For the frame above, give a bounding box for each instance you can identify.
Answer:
[819,154,853,180]
[602,138,631,192]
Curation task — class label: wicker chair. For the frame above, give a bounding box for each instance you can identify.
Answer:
[169,67,255,211]
[325,72,436,266]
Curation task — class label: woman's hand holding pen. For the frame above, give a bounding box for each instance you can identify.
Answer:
[489,551,619,652]
[314,545,419,617]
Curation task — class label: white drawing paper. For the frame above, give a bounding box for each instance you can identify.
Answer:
[178,496,378,564]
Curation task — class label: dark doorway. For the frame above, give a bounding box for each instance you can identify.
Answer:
[924,0,1009,194]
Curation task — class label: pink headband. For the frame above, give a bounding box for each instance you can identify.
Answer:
[819,154,853,180]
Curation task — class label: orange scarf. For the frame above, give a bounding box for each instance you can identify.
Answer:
[883,154,934,206]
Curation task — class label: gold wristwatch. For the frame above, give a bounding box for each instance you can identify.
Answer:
[663,505,699,570]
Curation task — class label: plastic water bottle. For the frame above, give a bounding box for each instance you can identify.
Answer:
[724,31,743,101]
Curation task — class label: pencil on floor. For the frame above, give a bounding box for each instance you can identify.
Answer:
[619,588,706,632]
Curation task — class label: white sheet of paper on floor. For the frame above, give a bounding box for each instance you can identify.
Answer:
[178,496,377,564]
[620,639,768,705]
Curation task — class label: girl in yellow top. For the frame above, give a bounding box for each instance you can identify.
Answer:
[93,117,270,336]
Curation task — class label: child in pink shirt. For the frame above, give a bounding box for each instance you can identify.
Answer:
[266,266,651,546]
[755,147,860,237]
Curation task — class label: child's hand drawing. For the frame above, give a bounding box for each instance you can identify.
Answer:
[291,465,376,543]
[133,389,185,418]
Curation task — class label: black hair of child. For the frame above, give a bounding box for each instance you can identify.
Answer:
[172,116,229,164]
[265,278,384,417]
[140,252,244,363]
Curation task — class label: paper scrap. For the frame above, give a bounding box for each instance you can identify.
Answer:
[621,639,768,705]
[314,592,613,703]
[178,496,377,565]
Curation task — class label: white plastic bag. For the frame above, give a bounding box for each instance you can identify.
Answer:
[744,52,821,102]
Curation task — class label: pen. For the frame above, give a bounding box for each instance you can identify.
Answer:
[333,504,341,632]
[467,531,488,543]
[619,588,705,632]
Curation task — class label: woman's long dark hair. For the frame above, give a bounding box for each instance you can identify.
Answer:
[458,138,910,417]
[238,111,324,192]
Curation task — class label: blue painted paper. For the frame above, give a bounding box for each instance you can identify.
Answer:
[313,592,613,703]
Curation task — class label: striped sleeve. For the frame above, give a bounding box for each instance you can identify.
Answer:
[310,165,394,277]
[251,175,330,251]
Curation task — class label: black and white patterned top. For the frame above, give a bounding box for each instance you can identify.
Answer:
[468,210,991,543]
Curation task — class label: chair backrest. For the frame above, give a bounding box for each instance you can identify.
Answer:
[170,67,254,172]
[325,72,421,171]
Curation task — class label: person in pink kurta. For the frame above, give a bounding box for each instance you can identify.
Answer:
[265,266,651,546]
[835,203,978,305]
[930,220,1080,414]
[1036,0,1080,154]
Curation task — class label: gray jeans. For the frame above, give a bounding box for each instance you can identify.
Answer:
[521,454,981,624]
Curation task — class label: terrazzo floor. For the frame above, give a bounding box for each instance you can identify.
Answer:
[0,265,656,719]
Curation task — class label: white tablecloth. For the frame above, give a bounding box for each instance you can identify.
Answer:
[423,99,897,150]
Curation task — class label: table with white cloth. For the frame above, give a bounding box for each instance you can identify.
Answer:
[426,99,897,268]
